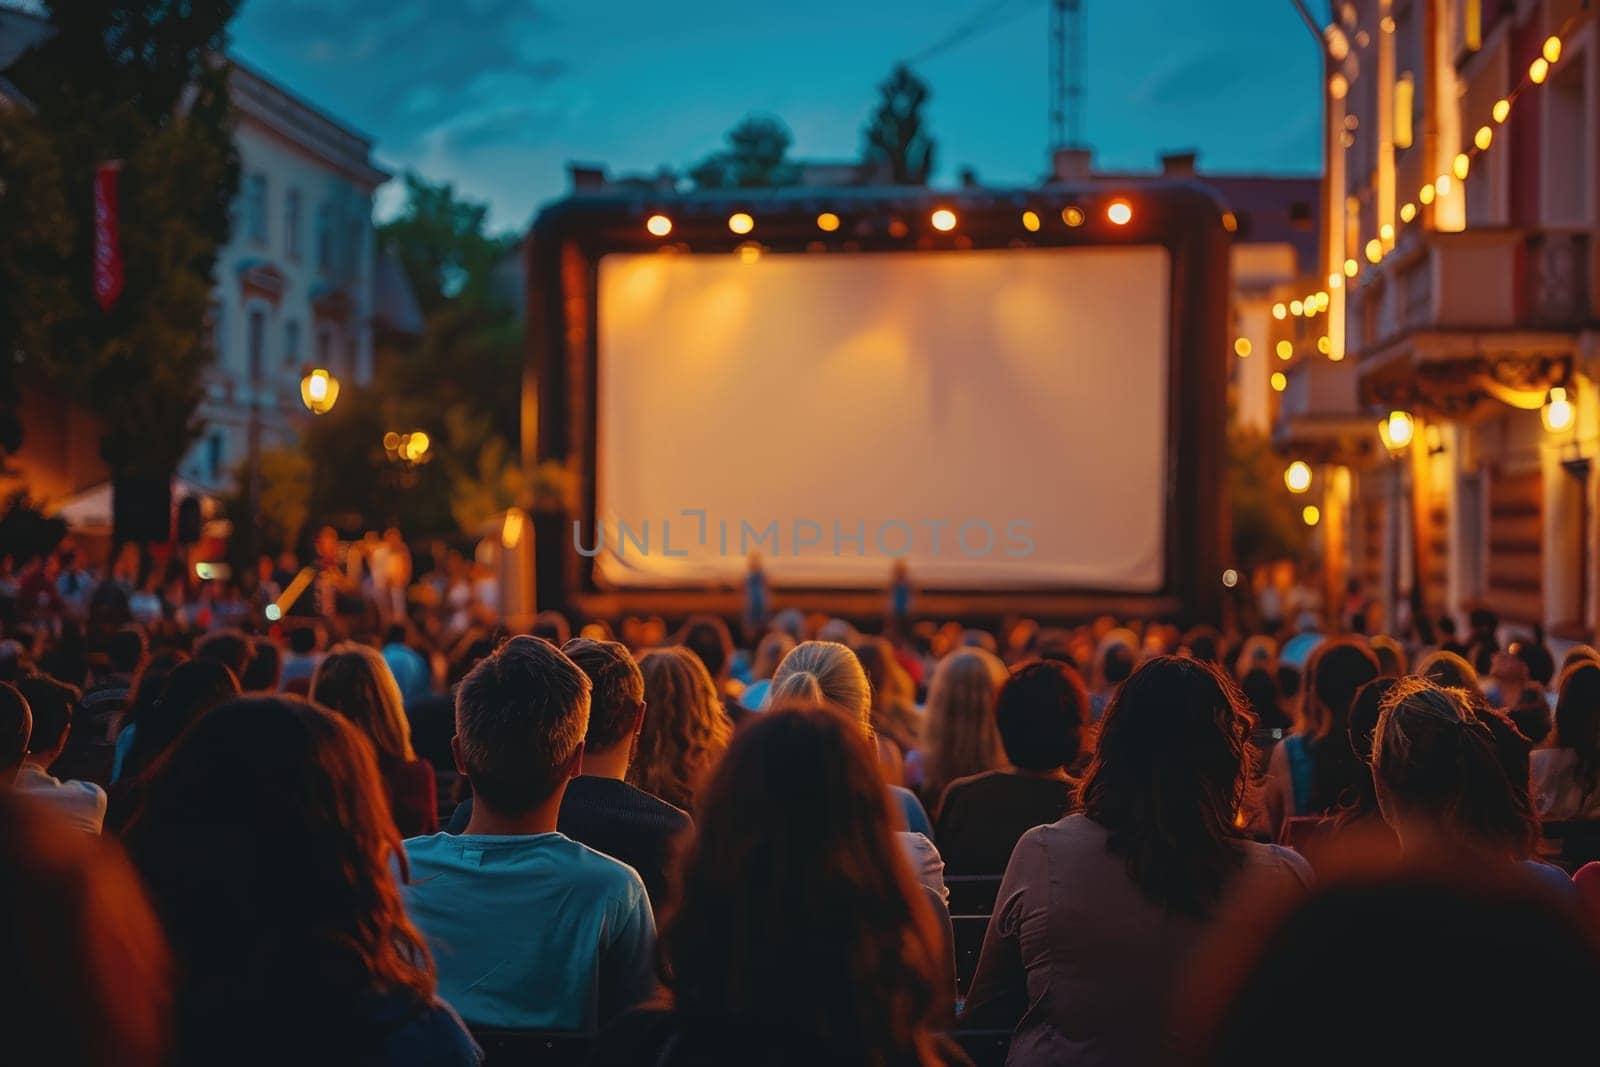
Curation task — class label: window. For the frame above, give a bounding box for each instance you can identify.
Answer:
[244,173,268,245]
[285,188,302,259]
[284,319,301,369]
[247,307,266,383]
[316,204,333,272]
[1393,73,1414,150]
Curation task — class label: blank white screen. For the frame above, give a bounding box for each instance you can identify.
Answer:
[594,245,1170,590]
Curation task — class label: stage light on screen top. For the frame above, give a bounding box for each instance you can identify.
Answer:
[645,214,672,237]
[1106,201,1133,226]
[1061,206,1085,227]
[728,212,754,235]
[930,208,957,232]
[1021,210,1041,232]
[816,212,840,232]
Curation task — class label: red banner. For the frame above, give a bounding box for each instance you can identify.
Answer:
[93,161,123,313]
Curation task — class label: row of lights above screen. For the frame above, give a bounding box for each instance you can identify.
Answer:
[642,201,1136,240]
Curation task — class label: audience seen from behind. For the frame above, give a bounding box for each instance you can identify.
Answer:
[402,636,657,1032]
[912,647,1009,810]
[311,642,438,837]
[12,672,105,833]
[1264,639,1380,838]
[935,659,1086,876]
[964,656,1312,1065]
[0,792,172,1067]
[630,645,733,812]
[121,697,479,1066]
[1,680,31,785]
[592,707,963,1066]
[1532,660,1600,820]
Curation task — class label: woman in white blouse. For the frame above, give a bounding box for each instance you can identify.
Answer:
[1532,661,1600,820]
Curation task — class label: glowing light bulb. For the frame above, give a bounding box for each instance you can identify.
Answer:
[1107,201,1133,226]
[816,212,840,232]
[1020,210,1040,232]
[1271,372,1287,392]
[930,208,957,232]
[1062,206,1085,227]
[1453,153,1471,181]
[1543,387,1575,433]
[646,214,672,237]
[1419,183,1436,205]
[1475,125,1493,150]
[728,212,754,235]
[1302,505,1321,527]
[1543,36,1562,65]
[1530,57,1550,84]
[1493,98,1511,123]
[1234,337,1253,358]
[1285,461,1313,494]
[1273,303,1288,320]
[1277,340,1294,360]
[1400,202,1417,223]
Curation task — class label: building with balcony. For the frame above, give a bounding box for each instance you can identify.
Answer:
[1278,0,1598,638]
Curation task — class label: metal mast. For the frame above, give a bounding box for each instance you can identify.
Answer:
[1050,0,1086,151]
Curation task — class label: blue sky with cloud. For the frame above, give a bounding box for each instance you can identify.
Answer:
[223,0,1323,232]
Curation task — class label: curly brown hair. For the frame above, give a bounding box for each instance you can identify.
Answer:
[631,646,732,811]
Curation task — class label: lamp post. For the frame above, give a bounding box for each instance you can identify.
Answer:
[1378,410,1415,634]
[300,367,340,415]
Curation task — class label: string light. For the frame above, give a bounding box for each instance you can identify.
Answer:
[1419,183,1435,205]
[1530,57,1550,84]
[1062,206,1085,227]
[1474,125,1493,151]
[1344,258,1359,278]
[728,212,754,234]
[1317,336,1331,355]
[1020,210,1040,232]
[1453,153,1471,181]
[930,208,958,232]
[1272,302,1288,320]
[1544,36,1562,64]
[1380,223,1395,243]
[1235,337,1253,358]
[1290,299,1304,316]
[1329,272,1343,290]
[1271,372,1287,392]
[1277,340,1293,360]
[1400,202,1417,223]
[816,212,841,232]
[1493,98,1511,123]
[1366,238,1383,264]
[1436,174,1453,197]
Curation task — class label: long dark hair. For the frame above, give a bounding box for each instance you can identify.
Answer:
[1554,661,1600,804]
[121,658,239,781]
[1372,678,1538,859]
[1335,676,1400,829]
[1079,655,1255,918]
[122,697,435,1065]
[1300,640,1380,812]
[661,707,946,1065]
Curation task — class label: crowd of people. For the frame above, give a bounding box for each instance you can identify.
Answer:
[4,536,1600,1065]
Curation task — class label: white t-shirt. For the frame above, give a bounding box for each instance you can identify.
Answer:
[13,762,107,834]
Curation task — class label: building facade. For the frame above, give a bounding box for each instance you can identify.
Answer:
[1277,0,1598,638]
[184,61,393,491]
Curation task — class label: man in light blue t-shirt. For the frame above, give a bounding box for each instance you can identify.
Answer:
[401,636,657,1031]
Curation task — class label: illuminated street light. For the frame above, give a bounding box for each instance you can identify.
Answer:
[1493,98,1511,123]
[300,368,339,415]
[1234,337,1252,358]
[1020,210,1041,232]
[1379,410,1415,454]
[645,214,672,237]
[1285,461,1313,494]
[1270,372,1287,392]
[1544,36,1563,65]
[930,208,958,232]
[1106,201,1133,226]
[728,212,754,235]
[1302,505,1321,527]
[1543,387,1575,434]
[816,212,840,232]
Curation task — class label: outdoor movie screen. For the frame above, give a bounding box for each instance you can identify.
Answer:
[591,244,1171,591]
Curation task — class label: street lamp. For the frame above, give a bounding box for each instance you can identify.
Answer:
[1543,387,1575,434]
[1284,460,1313,493]
[300,368,340,415]
[1378,409,1415,455]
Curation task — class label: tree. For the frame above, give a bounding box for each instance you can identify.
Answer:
[689,115,798,190]
[3,1,241,544]
[863,65,936,185]
[1229,425,1312,569]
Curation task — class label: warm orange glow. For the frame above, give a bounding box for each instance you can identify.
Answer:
[728,212,754,235]
[1365,239,1383,264]
[930,208,958,232]
[300,368,339,414]
[1061,206,1085,227]
[1400,202,1417,223]
[1234,337,1252,358]
[1474,125,1493,151]
[816,212,840,232]
[1493,98,1511,123]
[1317,336,1331,355]
[1270,372,1288,392]
[1290,300,1304,316]
[1379,410,1415,453]
[1419,183,1436,205]
[1544,36,1563,65]
[646,214,672,237]
[1020,210,1041,232]
[1276,340,1293,360]
[1544,387,1575,433]
[1285,461,1312,494]
[1106,200,1133,226]
[1453,153,1471,181]
[1344,258,1359,278]
[1530,57,1550,85]
[1302,505,1321,527]
[1273,302,1288,320]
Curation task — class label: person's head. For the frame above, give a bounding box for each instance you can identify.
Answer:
[1239,668,1286,734]
[0,792,171,1067]
[0,682,31,783]
[1367,635,1405,678]
[123,660,240,781]
[453,636,590,818]
[633,646,731,810]
[1554,661,1600,802]
[996,659,1087,773]
[106,627,148,677]
[192,630,252,679]
[16,673,79,764]
[771,640,872,724]
[1298,639,1381,812]
[121,698,435,1057]
[677,615,734,683]
[1561,644,1600,676]
[662,708,944,1063]
[528,610,571,647]
[561,637,645,757]
[287,625,318,656]
[1370,677,1537,859]
[1098,638,1137,691]
[382,623,409,649]
[750,630,796,682]
[1339,676,1401,826]
[921,647,1009,798]
[1193,863,1600,1064]
[1079,656,1254,917]
[239,638,281,693]
[1414,648,1478,690]
[310,644,414,765]
[1181,625,1225,667]
[1509,637,1555,688]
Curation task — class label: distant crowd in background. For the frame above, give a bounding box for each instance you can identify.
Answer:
[5,530,1600,1066]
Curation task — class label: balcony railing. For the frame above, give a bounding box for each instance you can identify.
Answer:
[1350,228,1592,358]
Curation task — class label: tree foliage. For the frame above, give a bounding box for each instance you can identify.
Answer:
[1229,425,1312,568]
[3,1,241,485]
[296,174,525,539]
[689,115,798,190]
[862,65,935,185]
